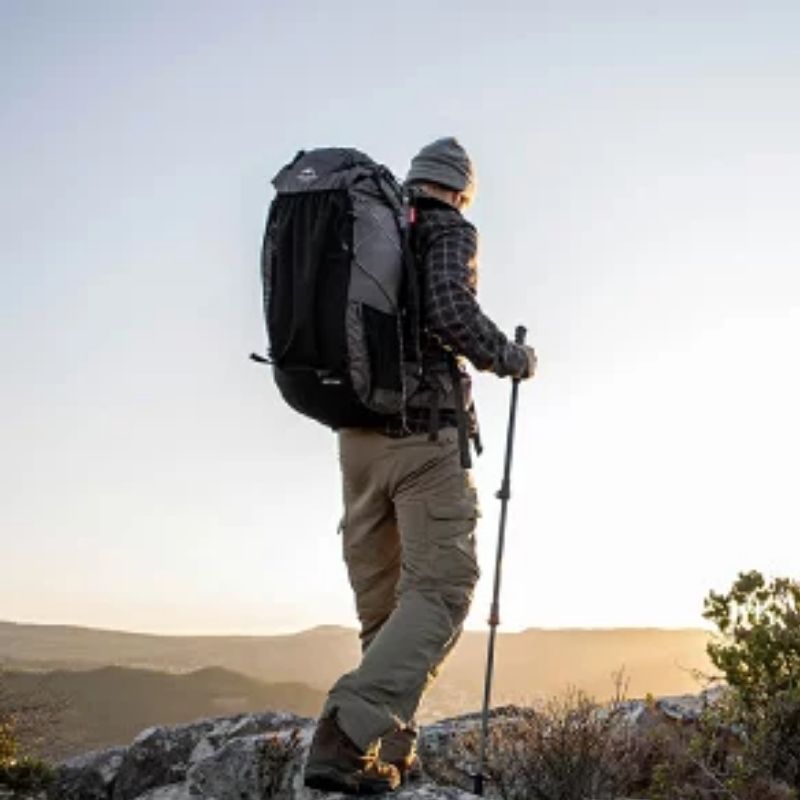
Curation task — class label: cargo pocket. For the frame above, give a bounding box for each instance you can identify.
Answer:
[427,497,481,590]
[396,500,431,593]
[426,498,480,625]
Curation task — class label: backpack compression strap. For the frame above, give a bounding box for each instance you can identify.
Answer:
[448,354,473,470]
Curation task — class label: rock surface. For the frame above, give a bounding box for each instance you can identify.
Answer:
[44,693,720,800]
[50,746,126,800]
[47,709,480,800]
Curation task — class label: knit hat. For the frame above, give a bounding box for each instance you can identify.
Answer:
[406,137,476,200]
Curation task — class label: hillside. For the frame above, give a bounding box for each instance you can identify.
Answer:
[0,664,324,761]
[0,621,358,688]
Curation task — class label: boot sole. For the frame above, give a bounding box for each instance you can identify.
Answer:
[304,764,397,795]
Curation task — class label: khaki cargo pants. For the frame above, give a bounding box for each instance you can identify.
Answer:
[322,426,480,753]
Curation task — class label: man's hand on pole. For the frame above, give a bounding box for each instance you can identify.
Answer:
[519,345,537,380]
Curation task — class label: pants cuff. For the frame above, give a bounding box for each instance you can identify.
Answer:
[323,690,399,753]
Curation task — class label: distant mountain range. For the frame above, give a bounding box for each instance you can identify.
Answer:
[0,621,359,689]
[0,620,715,760]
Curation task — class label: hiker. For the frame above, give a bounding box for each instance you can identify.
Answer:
[302,137,537,794]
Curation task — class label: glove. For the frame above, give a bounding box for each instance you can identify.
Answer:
[518,345,537,380]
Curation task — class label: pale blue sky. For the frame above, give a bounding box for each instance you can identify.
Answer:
[2,1,799,634]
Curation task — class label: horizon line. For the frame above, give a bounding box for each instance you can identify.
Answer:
[0,618,716,639]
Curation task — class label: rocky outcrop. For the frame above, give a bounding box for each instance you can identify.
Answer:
[48,710,479,800]
[44,692,722,800]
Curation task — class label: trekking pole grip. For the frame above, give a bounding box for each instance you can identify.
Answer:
[515,325,527,346]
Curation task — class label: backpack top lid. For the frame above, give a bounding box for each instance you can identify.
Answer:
[272,148,379,195]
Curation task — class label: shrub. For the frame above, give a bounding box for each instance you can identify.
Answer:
[703,570,800,709]
[426,677,642,800]
[0,673,53,794]
[0,756,54,794]
[0,721,17,766]
[478,690,632,800]
[703,571,800,792]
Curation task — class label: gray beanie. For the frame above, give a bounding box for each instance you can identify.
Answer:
[406,137,476,199]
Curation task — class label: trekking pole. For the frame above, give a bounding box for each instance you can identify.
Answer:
[473,325,527,797]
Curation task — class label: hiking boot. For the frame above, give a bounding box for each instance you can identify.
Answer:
[304,715,401,795]
[380,728,423,784]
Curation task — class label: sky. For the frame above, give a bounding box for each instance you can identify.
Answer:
[2,0,799,636]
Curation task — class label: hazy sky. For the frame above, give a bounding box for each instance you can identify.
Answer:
[2,1,799,636]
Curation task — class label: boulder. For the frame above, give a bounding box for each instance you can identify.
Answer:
[111,711,310,800]
[48,746,126,800]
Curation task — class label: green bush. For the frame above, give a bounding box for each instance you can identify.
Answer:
[702,570,800,793]
[703,570,800,709]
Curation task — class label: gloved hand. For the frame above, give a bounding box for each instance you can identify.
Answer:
[518,345,537,380]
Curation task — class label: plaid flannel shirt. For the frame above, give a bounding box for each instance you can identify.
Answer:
[415,197,528,378]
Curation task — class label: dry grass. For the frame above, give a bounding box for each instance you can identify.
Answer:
[423,674,798,800]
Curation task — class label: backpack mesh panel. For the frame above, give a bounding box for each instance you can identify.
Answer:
[361,305,402,393]
[267,190,352,372]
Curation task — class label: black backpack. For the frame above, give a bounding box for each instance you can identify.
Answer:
[254,148,421,429]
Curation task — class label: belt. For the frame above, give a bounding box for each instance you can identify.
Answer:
[380,409,458,439]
